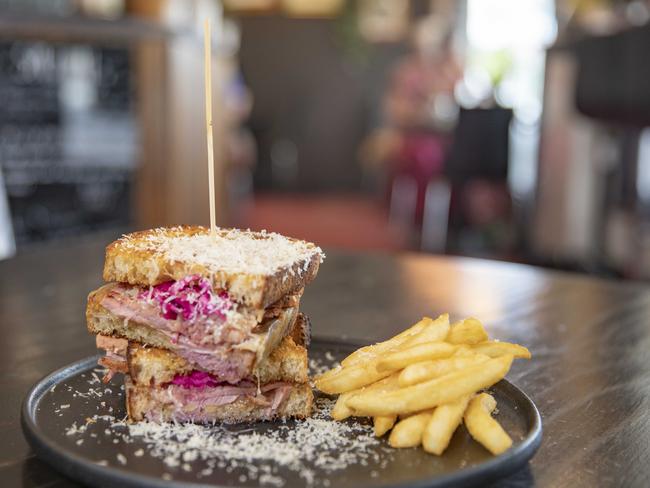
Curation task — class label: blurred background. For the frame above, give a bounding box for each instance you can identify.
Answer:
[1,0,650,280]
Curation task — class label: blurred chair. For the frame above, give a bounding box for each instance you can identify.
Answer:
[444,107,513,256]
[421,179,451,253]
[445,108,512,185]
[391,130,448,226]
[389,175,417,230]
[0,166,16,260]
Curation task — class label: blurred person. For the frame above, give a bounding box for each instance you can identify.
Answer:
[360,15,462,226]
[384,17,460,129]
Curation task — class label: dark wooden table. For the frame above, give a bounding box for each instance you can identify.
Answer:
[2,232,650,487]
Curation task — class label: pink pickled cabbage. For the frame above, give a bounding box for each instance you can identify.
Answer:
[141,274,232,322]
[170,370,220,389]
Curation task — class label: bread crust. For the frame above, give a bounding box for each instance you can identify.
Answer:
[103,226,322,308]
[125,377,313,423]
[290,313,311,349]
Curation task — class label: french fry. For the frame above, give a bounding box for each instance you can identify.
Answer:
[365,372,402,392]
[324,313,530,460]
[315,363,391,394]
[329,373,401,418]
[464,393,513,455]
[398,354,490,387]
[453,345,475,356]
[471,341,531,359]
[399,314,451,349]
[315,356,401,394]
[388,410,433,448]
[315,366,380,395]
[346,355,514,416]
[314,363,343,384]
[339,316,437,367]
[331,392,355,420]
[377,342,457,372]
[316,315,452,393]
[446,318,489,345]
[374,415,397,437]
[422,395,471,455]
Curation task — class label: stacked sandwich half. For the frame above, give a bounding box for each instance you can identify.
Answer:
[86,226,323,423]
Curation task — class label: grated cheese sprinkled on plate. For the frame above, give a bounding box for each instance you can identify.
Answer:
[124,398,387,486]
[115,227,324,277]
[308,357,333,376]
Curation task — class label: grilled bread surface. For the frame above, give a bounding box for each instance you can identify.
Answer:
[125,378,313,423]
[128,335,309,386]
[103,226,323,308]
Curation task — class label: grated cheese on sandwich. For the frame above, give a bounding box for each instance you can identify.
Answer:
[117,227,324,277]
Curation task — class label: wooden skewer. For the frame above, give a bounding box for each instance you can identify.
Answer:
[204,19,216,236]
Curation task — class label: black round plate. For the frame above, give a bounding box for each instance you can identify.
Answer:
[22,338,542,488]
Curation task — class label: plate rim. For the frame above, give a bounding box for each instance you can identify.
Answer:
[21,337,543,488]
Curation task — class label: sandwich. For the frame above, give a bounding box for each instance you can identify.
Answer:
[86,226,323,423]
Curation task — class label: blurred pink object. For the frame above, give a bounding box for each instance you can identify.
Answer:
[392,131,448,225]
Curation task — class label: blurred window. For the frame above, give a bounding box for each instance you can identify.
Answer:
[463,0,557,199]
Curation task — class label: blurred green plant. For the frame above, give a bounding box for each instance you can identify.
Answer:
[333,1,373,67]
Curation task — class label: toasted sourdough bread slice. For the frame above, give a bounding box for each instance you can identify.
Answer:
[129,335,308,386]
[103,226,323,309]
[125,378,313,423]
[87,284,308,367]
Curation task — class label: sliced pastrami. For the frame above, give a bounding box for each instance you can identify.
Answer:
[96,334,128,382]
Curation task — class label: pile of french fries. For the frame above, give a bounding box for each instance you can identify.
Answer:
[315,314,531,456]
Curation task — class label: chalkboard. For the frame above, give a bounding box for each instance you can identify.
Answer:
[0,41,137,244]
